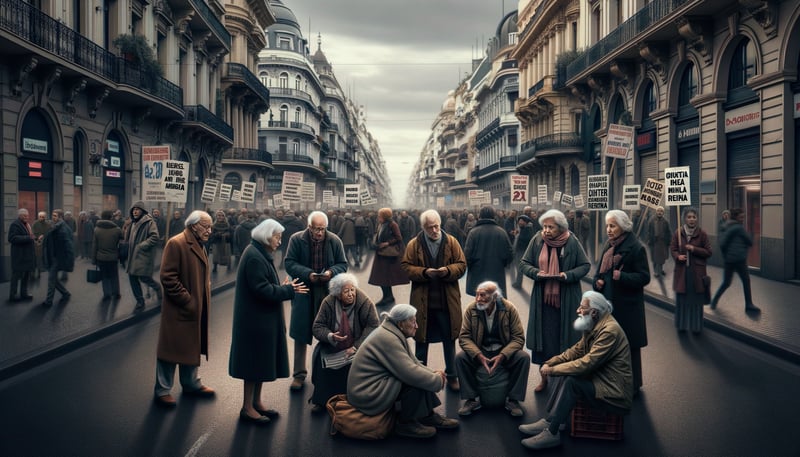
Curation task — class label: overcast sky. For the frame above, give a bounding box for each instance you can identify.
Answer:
[284,0,514,208]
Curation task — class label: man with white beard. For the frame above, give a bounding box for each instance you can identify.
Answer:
[519,291,633,450]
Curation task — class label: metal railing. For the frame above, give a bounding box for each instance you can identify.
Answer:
[184,105,233,141]
[226,63,269,103]
[191,0,231,49]
[528,78,545,98]
[269,86,313,103]
[223,147,272,164]
[499,156,518,168]
[274,152,314,164]
[565,0,691,81]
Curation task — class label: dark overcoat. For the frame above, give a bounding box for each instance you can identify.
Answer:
[592,234,651,349]
[670,227,712,294]
[463,219,513,295]
[229,240,295,381]
[126,214,160,276]
[157,229,211,365]
[368,220,409,287]
[8,218,36,272]
[285,229,348,345]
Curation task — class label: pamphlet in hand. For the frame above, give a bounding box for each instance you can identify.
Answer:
[321,349,355,370]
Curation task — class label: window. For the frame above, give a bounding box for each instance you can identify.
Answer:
[292,139,300,155]
[279,72,288,89]
[295,107,302,123]
[643,81,657,118]
[259,72,268,87]
[729,38,756,90]
[679,63,698,106]
[295,75,302,90]
[278,37,291,50]
[279,105,288,123]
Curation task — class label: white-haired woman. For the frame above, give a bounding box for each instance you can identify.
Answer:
[592,209,650,395]
[308,273,379,412]
[229,219,308,424]
[520,209,590,393]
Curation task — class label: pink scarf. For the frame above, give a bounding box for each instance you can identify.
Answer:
[599,233,627,274]
[539,231,570,308]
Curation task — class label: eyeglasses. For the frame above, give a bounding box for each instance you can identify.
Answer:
[309,226,326,233]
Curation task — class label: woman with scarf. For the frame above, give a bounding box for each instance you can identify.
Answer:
[308,273,379,412]
[593,210,651,394]
[670,207,712,333]
[210,209,232,272]
[520,209,590,393]
[368,208,409,306]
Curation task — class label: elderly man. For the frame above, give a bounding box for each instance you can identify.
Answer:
[464,206,513,296]
[154,210,216,407]
[401,209,466,392]
[348,304,458,438]
[8,208,36,302]
[285,210,348,391]
[40,209,75,307]
[519,291,633,450]
[125,201,162,311]
[456,281,529,417]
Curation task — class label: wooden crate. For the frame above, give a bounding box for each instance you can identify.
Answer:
[570,400,624,440]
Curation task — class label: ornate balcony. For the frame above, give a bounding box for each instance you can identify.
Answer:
[435,167,455,180]
[177,0,232,51]
[223,63,270,107]
[222,148,273,170]
[268,87,314,105]
[183,105,233,144]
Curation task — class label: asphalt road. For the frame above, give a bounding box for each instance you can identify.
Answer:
[0,258,797,457]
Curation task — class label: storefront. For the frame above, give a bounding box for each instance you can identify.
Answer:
[102,132,126,211]
[19,109,55,216]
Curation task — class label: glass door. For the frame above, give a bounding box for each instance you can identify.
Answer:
[730,178,761,269]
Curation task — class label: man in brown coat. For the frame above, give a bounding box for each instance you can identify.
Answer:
[401,209,467,392]
[154,210,215,407]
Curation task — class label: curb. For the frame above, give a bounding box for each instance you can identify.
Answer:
[0,279,238,382]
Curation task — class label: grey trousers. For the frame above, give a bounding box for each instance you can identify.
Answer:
[455,349,530,401]
[154,359,203,397]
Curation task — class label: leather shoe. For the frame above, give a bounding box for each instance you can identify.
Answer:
[290,377,304,391]
[155,394,177,407]
[184,385,215,397]
[447,377,460,392]
[255,407,280,418]
[240,409,270,425]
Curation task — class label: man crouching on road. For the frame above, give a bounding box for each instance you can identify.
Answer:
[455,281,529,417]
[519,290,632,450]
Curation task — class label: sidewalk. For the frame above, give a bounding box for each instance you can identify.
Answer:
[0,257,238,380]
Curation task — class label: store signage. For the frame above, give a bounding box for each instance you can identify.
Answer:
[636,131,655,151]
[724,103,760,132]
[23,138,48,154]
[106,139,120,153]
[676,122,700,142]
[106,170,121,178]
[794,93,800,119]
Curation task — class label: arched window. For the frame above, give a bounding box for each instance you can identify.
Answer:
[259,72,268,87]
[679,63,698,106]
[729,38,756,90]
[279,105,288,123]
[295,75,302,90]
[279,72,289,89]
[570,164,580,196]
[643,81,657,118]
[294,107,302,123]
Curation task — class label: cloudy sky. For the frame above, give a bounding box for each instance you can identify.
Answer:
[284,0,515,208]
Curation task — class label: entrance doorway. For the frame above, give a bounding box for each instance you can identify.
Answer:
[730,178,761,269]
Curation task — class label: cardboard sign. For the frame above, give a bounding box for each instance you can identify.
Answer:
[510,175,529,204]
[622,185,641,210]
[537,185,548,205]
[640,178,663,209]
[201,179,219,203]
[605,124,635,159]
[586,174,609,210]
[664,166,691,206]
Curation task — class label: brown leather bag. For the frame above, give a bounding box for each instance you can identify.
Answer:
[326,394,395,440]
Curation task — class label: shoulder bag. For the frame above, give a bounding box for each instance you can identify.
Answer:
[326,394,394,440]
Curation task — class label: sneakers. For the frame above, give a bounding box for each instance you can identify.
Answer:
[519,418,565,435]
[458,399,482,416]
[521,428,561,449]
[395,420,436,438]
[419,412,459,429]
[505,399,524,417]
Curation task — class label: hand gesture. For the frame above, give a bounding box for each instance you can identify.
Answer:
[331,331,348,343]
[284,277,309,294]
[477,354,491,374]
[486,354,505,375]
[540,364,553,376]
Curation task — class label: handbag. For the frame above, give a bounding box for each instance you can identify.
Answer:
[377,242,403,257]
[86,266,102,283]
[326,394,394,440]
[702,275,712,304]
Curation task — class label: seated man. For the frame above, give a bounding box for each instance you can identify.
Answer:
[519,290,633,450]
[456,281,529,417]
[347,303,459,438]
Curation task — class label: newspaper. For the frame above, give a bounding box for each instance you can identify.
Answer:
[321,349,355,370]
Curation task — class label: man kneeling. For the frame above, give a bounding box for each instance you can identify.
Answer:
[519,291,632,450]
[347,304,459,438]
[456,281,529,417]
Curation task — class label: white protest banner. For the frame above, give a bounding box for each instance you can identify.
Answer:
[273,193,283,208]
[605,124,635,159]
[483,191,492,206]
[301,182,316,202]
[359,188,371,205]
[574,195,586,208]
[219,184,232,202]
[344,184,360,206]
[537,185,548,205]
[240,182,257,203]
[201,178,219,203]
[586,174,609,211]
[622,185,641,210]
[664,166,691,206]
[640,178,663,209]
[231,189,242,202]
[142,146,170,201]
[322,190,335,205]
[510,175,529,204]
[553,191,563,206]
[282,171,303,202]
[468,189,484,206]
[561,194,574,207]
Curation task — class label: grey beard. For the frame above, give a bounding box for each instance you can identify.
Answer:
[573,314,595,332]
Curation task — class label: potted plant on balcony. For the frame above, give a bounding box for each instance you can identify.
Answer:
[112,34,163,88]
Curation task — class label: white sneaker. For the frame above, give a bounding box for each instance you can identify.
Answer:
[521,428,561,449]
[518,418,551,435]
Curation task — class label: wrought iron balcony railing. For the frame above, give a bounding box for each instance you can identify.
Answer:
[223,147,273,165]
[226,63,269,104]
[184,105,233,141]
[191,0,231,49]
[274,152,314,164]
[268,87,313,103]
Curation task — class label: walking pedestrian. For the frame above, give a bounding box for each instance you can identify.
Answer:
[670,207,712,333]
[125,201,162,311]
[646,206,671,277]
[40,209,74,306]
[210,210,232,273]
[368,207,409,306]
[32,211,51,279]
[8,208,36,302]
[510,215,534,289]
[463,206,513,296]
[710,208,760,312]
[92,210,123,301]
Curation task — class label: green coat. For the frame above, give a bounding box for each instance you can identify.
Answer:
[347,320,443,416]
[229,241,295,381]
[546,312,633,411]
[520,233,590,357]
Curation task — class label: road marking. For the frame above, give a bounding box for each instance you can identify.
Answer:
[184,428,214,457]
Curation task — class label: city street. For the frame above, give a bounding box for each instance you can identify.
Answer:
[0,254,796,457]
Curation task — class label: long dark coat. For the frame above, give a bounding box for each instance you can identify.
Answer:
[126,214,159,276]
[337,216,356,246]
[157,229,211,365]
[285,229,348,345]
[520,232,590,355]
[670,227,712,294]
[229,240,295,381]
[368,220,409,287]
[401,232,466,342]
[646,216,672,265]
[43,221,75,272]
[463,219,513,295]
[8,218,36,272]
[592,234,651,349]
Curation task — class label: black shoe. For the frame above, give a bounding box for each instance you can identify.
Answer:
[709,298,718,310]
[745,304,761,313]
[239,409,270,425]
[39,301,52,307]
[59,293,71,303]
[255,407,280,418]
[134,301,145,311]
[20,295,33,301]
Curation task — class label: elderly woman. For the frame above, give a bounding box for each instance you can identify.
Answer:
[210,209,232,272]
[229,219,308,424]
[593,209,651,394]
[368,207,409,306]
[520,209,590,393]
[347,304,459,438]
[670,207,712,333]
[308,273,379,412]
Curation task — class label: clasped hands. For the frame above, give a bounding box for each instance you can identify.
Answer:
[308,270,332,284]
[425,267,449,278]
[477,353,506,375]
